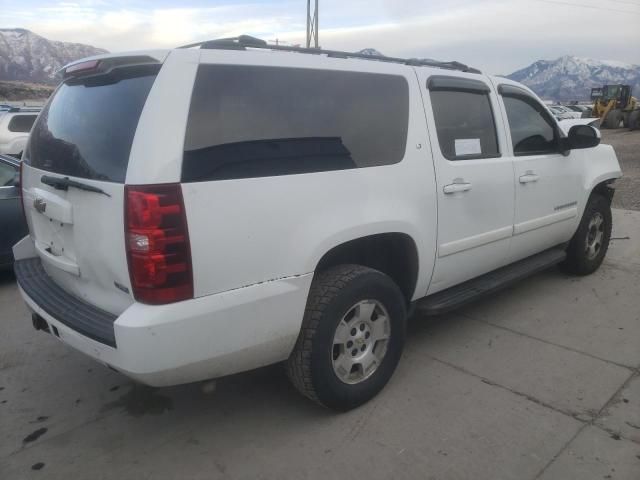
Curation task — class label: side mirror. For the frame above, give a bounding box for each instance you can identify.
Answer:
[565,124,600,150]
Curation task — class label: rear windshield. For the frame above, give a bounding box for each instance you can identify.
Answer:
[25,67,158,183]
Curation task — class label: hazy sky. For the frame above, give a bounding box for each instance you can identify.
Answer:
[1,0,639,74]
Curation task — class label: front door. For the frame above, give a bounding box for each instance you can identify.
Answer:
[493,82,582,262]
[418,72,515,294]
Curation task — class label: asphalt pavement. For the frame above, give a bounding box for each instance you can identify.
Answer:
[1,208,639,480]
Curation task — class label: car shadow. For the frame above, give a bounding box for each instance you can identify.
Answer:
[4,266,572,465]
[98,268,569,419]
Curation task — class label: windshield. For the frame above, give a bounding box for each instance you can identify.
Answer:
[25,67,158,183]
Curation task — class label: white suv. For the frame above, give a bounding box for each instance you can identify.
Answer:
[13,37,621,410]
[0,108,40,158]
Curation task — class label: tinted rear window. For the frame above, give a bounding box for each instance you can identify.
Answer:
[429,89,499,160]
[25,67,158,182]
[8,115,37,133]
[182,65,409,182]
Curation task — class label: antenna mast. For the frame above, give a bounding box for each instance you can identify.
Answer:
[306,0,319,48]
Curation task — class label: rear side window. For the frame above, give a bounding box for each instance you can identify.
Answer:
[8,115,37,133]
[26,66,158,182]
[502,95,558,156]
[429,80,499,161]
[182,65,409,182]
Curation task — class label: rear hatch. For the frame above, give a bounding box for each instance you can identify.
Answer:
[21,56,161,315]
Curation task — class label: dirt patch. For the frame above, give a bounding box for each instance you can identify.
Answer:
[101,385,173,417]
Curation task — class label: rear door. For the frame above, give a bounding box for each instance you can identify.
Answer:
[21,57,163,314]
[416,72,515,294]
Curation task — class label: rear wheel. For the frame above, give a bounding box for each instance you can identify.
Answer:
[560,194,612,275]
[629,110,640,131]
[287,265,406,411]
[603,109,622,129]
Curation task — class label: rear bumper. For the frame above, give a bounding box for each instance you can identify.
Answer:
[15,258,118,346]
[16,256,313,386]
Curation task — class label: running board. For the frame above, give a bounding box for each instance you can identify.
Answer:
[416,248,567,316]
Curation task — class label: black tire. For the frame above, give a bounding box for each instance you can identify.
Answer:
[287,264,406,411]
[602,109,622,129]
[629,110,640,131]
[622,112,630,129]
[560,194,612,276]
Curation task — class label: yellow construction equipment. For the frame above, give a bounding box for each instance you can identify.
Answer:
[590,84,638,129]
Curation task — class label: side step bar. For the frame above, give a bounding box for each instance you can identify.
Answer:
[416,247,567,316]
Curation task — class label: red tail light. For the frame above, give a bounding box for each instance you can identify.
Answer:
[125,184,193,304]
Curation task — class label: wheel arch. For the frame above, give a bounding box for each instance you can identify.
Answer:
[581,143,621,212]
[313,232,420,303]
[590,178,616,205]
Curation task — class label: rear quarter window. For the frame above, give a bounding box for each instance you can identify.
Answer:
[182,65,410,182]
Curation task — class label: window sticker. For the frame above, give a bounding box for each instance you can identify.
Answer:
[454,138,482,156]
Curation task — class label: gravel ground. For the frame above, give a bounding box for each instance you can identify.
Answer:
[602,129,640,211]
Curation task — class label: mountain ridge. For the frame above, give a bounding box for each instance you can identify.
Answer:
[0,32,638,102]
[0,28,107,84]
[505,55,640,101]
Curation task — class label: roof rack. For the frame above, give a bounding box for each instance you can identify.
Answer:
[178,35,481,74]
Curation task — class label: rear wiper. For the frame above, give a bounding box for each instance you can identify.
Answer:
[41,175,111,197]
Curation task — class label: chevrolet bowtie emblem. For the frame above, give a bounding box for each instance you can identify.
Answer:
[34,197,47,214]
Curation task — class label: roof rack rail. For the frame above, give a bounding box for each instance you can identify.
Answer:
[8,107,41,113]
[178,35,481,74]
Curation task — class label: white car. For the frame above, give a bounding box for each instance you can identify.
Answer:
[13,37,621,410]
[549,105,582,119]
[564,104,592,117]
[0,108,40,158]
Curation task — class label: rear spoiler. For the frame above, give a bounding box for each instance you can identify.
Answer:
[59,56,161,80]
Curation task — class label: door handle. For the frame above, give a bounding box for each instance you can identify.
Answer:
[519,171,539,184]
[443,182,472,194]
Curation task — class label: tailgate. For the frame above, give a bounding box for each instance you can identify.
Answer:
[21,166,131,315]
[20,57,161,315]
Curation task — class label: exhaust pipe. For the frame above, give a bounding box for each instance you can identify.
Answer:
[31,313,50,333]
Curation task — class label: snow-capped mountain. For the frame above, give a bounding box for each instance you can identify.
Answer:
[506,55,640,101]
[0,28,107,84]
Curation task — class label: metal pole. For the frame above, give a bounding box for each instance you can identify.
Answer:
[306,0,311,48]
[306,0,318,48]
[314,0,318,48]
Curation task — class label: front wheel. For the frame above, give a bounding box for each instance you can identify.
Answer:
[287,265,406,411]
[560,194,612,275]
[603,109,622,129]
